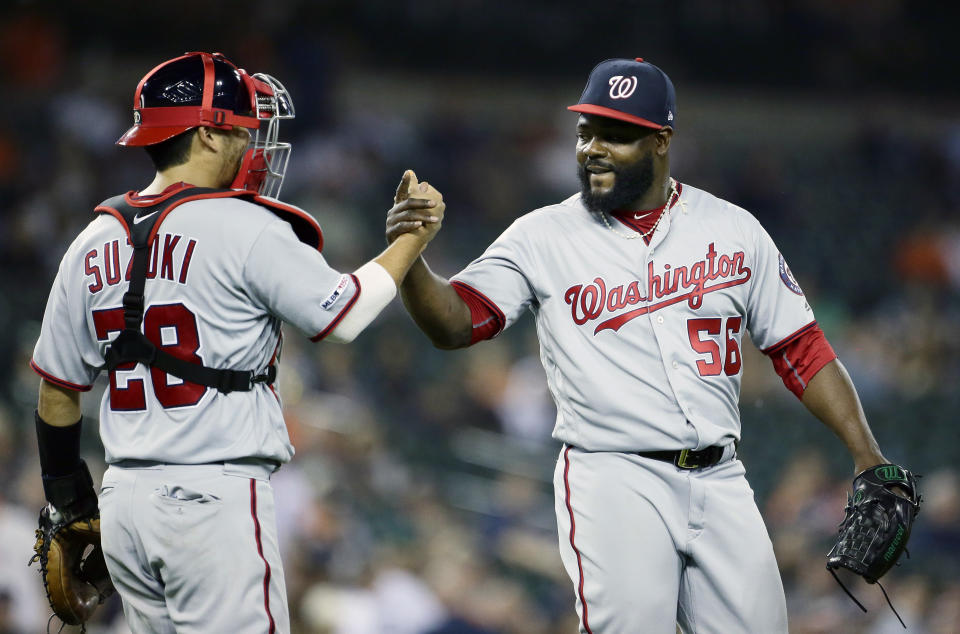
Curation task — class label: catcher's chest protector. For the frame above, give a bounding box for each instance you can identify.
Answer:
[94,187,323,393]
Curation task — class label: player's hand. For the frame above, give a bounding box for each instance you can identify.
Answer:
[386,170,445,245]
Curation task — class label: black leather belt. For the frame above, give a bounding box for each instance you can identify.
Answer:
[638,444,734,470]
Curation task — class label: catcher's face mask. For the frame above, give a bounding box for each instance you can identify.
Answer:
[117,51,295,198]
[231,71,295,198]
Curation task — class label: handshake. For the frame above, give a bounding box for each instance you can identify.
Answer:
[385,170,446,249]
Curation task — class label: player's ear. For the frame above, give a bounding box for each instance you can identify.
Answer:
[655,127,673,156]
[195,126,220,153]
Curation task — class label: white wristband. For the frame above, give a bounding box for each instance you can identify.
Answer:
[325,262,397,343]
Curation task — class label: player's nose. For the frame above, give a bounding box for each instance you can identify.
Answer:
[580,136,608,158]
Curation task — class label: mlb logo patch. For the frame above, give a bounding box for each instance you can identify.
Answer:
[321,275,351,309]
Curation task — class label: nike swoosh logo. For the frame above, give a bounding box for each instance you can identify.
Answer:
[633,212,652,220]
[133,210,160,225]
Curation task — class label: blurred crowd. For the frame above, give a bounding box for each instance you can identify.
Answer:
[1,2,959,633]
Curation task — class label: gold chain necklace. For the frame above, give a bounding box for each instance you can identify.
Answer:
[599,178,679,240]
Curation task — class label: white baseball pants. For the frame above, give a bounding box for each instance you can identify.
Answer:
[555,445,788,634]
[98,460,289,633]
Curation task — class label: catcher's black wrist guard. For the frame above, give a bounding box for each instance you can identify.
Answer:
[42,460,99,526]
[826,463,921,627]
[35,410,83,475]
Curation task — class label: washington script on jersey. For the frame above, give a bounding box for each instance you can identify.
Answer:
[564,242,751,335]
[83,233,197,294]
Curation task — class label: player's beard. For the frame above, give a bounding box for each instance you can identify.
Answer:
[578,151,655,215]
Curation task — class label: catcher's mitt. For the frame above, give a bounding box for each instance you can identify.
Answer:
[826,463,921,625]
[29,461,114,631]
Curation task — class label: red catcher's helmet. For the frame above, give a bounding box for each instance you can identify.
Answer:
[117,51,295,197]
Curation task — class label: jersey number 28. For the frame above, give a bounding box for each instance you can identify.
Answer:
[93,304,207,410]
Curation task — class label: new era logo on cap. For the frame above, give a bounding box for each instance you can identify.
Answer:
[569,57,676,130]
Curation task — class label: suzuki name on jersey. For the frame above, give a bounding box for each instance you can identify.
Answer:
[84,233,198,294]
[565,242,751,335]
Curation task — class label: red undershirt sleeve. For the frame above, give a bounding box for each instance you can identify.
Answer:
[450,281,506,345]
[763,322,838,399]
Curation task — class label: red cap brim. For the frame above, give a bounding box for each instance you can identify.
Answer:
[567,104,664,130]
[116,124,192,147]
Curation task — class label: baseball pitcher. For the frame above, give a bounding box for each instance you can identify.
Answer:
[386,58,919,633]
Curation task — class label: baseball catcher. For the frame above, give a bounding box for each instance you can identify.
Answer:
[28,50,445,632]
[826,463,921,627]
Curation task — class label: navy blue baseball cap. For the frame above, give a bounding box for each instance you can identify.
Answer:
[568,57,676,130]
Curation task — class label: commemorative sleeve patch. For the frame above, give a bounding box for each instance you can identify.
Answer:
[321,274,351,310]
[778,253,804,295]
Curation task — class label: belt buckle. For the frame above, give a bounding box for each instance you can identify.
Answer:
[675,449,700,470]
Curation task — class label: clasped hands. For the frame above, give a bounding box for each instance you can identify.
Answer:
[385,170,445,246]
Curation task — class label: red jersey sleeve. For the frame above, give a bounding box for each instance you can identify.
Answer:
[763,322,838,399]
[450,281,506,345]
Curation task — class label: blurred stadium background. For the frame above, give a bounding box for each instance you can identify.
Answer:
[1,1,958,632]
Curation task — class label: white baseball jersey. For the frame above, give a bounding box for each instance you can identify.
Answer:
[452,182,814,452]
[32,191,358,465]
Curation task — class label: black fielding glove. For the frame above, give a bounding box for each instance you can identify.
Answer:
[826,463,921,627]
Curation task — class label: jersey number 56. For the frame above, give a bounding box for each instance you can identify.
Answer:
[687,316,742,377]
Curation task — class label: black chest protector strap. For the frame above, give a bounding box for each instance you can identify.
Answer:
[100,188,276,394]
